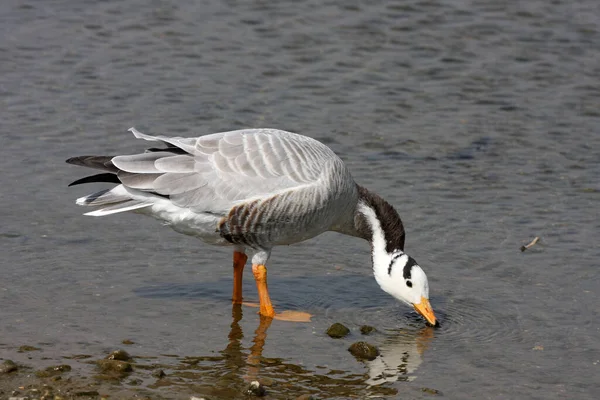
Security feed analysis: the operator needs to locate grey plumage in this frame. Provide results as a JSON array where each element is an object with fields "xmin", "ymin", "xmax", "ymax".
[{"xmin": 68, "ymin": 128, "xmax": 360, "ymax": 248}]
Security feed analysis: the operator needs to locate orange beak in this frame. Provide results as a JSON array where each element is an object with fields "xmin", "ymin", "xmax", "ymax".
[{"xmin": 413, "ymin": 297, "xmax": 437, "ymax": 326}]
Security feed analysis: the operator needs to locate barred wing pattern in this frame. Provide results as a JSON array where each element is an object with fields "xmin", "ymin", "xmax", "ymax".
[{"xmin": 112, "ymin": 128, "xmax": 343, "ymax": 215}]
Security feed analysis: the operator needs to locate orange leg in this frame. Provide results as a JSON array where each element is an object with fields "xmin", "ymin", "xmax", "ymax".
[
  {"xmin": 252, "ymin": 264, "xmax": 275, "ymax": 318},
  {"xmin": 232, "ymin": 251, "xmax": 247, "ymax": 304}
]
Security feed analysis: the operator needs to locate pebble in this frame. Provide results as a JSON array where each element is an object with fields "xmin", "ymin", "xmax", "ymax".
[
  {"xmin": 421, "ymin": 387, "xmax": 442, "ymax": 395},
  {"xmin": 106, "ymin": 349, "xmax": 132, "ymax": 361},
  {"xmin": 152, "ymin": 369, "xmax": 166, "ymax": 378},
  {"xmin": 246, "ymin": 380, "xmax": 266, "ymax": 397},
  {"xmin": 348, "ymin": 341, "xmax": 380, "ymax": 361},
  {"xmin": 18, "ymin": 345, "xmax": 40, "ymax": 352},
  {"xmin": 0, "ymin": 360, "xmax": 18, "ymax": 374},
  {"xmin": 35, "ymin": 364, "xmax": 72, "ymax": 378},
  {"xmin": 326, "ymin": 323, "xmax": 350, "ymax": 338},
  {"xmin": 96, "ymin": 359, "xmax": 133, "ymax": 375},
  {"xmin": 360, "ymin": 325, "xmax": 376, "ymax": 335},
  {"xmin": 75, "ymin": 390, "xmax": 100, "ymax": 397}
]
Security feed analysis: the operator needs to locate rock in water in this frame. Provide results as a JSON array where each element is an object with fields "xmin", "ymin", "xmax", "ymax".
[
  {"xmin": 247, "ymin": 380, "xmax": 267, "ymax": 397},
  {"xmin": 18, "ymin": 345, "xmax": 40, "ymax": 352},
  {"xmin": 152, "ymin": 369, "xmax": 166, "ymax": 378},
  {"xmin": 0, "ymin": 360, "xmax": 18, "ymax": 374},
  {"xmin": 106, "ymin": 349, "xmax": 132, "ymax": 361},
  {"xmin": 35, "ymin": 364, "xmax": 72, "ymax": 378},
  {"xmin": 359, "ymin": 325, "xmax": 376, "ymax": 335},
  {"xmin": 96, "ymin": 359, "xmax": 133, "ymax": 377},
  {"xmin": 326, "ymin": 323, "xmax": 350, "ymax": 338},
  {"xmin": 348, "ymin": 341, "xmax": 380, "ymax": 361}
]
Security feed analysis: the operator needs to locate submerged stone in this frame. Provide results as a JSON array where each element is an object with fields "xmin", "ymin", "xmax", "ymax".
[
  {"xmin": 64, "ymin": 354, "xmax": 92, "ymax": 360},
  {"xmin": 246, "ymin": 380, "xmax": 266, "ymax": 397},
  {"xmin": 359, "ymin": 325, "xmax": 376, "ymax": 335},
  {"xmin": 18, "ymin": 345, "xmax": 41, "ymax": 352},
  {"xmin": 97, "ymin": 359, "xmax": 133, "ymax": 376},
  {"xmin": 348, "ymin": 341, "xmax": 380, "ymax": 361},
  {"xmin": 0, "ymin": 360, "xmax": 18, "ymax": 374},
  {"xmin": 152, "ymin": 369, "xmax": 166, "ymax": 378},
  {"xmin": 106, "ymin": 349, "xmax": 132, "ymax": 361},
  {"xmin": 35, "ymin": 364, "xmax": 72, "ymax": 378},
  {"xmin": 75, "ymin": 390, "xmax": 100, "ymax": 397},
  {"xmin": 326, "ymin": 323, "xmax": 350, "ymax": 338}
]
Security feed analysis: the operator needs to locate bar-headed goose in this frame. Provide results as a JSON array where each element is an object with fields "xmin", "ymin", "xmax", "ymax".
[{"xmin": 67, "ymin": 128, "xmax": 436, "ymax": 325}]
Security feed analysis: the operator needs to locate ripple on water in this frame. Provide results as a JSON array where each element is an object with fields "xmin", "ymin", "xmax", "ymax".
[
  {"xmin": 133, "ymin": 266, "xmax": 525, "ymax": 353},
  {"xmin": 301, "ymin": 273, "xmax": 525, "ymax": 347},
  {"xmin": 431, "ymin": 296, "xmax": 524, "ymax": 345}
]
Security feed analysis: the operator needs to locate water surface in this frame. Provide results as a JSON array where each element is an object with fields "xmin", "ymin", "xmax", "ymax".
[{"xmin": 1, "ymin": 0, "xmax": 599, "ymax": 398}]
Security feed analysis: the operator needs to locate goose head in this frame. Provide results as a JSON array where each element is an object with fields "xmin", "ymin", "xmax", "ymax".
[
  {"xmin": 373, "ymin": 252, "xmax": 437, "ymax": 326},
  {"xmin": 354, "ymin": 196, "xmax": 437, "ymax": 326}
]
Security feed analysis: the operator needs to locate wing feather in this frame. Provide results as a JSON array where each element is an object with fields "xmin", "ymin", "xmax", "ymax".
[
  {"xmin": 177, "ymin": 129, "xmax": 340, "ymax": 212},
  {"xmin": 76, "ymin": 185, "xmax": 130, "ymax": 206},
  {"xmin": 212, "ymin": 152, "xmax": 236, "ymax": 175},
  {"xmin": 117, "ymin": 171, "xmax": 162, "ymax": 189},
  {"xmin": 153, "ymin": 172, "xmax": 207, "ymax": 195},
  {"xmin": 84, "ymin": 200, "xmax": 153, "ymax": 216},
  {"xmin": 154, "ymin": 155, "xmax": 195, "ymax": 173},
  {"xmin": 73, "ymin": 128, "xmax": 346, "ymax": 216},
  {"xmin": 112, "ymin": 152, "xmax": 174, "ymax": 173},
  {"xmin": 129, "ymin": 127, "xmax": 197, "ymax": 154},
  {"xmin": 218, "ymin": 139, "xmax": 244, "ymax": 158},
  {"xmin": 234, "ymin": 153, "xmax": 257, "ymax": 177}
]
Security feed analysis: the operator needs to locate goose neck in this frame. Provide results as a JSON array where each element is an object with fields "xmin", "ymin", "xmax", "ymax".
[{"xmin": 354, "ymin": 185, "xmax": 406, "ymax": 253}]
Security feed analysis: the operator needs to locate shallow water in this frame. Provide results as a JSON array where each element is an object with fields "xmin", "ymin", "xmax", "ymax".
[{"xmin": 1, "ymin": 0, "xmax": 599, "ymax": 398}]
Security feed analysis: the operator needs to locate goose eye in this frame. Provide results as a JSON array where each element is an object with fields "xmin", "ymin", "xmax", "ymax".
[{"xmin": 406, "ymin": 280, "xmax": 412, "ymax": 288}]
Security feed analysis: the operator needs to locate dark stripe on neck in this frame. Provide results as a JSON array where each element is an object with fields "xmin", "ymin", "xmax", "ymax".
[
  {"xmin": 388, "ymin": 252, "xmax": 403, "ymax": 275},
  {"xmin": 356, "ymin": 185, "xmax": 406, "ymax": 253},
  {"xmin": 403, "ymin": 256, "xmax": 418, "ymax": 279}
]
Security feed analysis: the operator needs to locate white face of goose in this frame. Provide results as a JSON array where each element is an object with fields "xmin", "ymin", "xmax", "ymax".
[
  {"xmin": 373, "ymin": 252, "xmax": 437, "ymax": 326},
  {"xmin": 357, "ymin": 202, "xmax": 437, "ymax": 325}
]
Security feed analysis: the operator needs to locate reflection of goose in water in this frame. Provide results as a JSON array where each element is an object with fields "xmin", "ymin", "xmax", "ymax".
[
  {"xmin": 132, "ymin": 303, "xmax": 421, "ymax": 397},
  {"xmin": 221, "ymin": 304, "xmax": 273, "ymax": 383},
  {"xmin": 366, "ymin": 327, "xmax": 434, "ymax": 385},
  {"xmin": 195, "ymin": 305, "xmax": 413, "ymax": 398}
]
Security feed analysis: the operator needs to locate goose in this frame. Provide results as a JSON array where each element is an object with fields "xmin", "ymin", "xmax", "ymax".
[{"xmin": 67, "ymin": 128, "xmax": 437, "ymax": 325}]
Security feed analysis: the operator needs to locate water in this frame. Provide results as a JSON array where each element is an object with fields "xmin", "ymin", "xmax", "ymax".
[{"xmin": 1, "ymin": 0, "xmax": 599, "ymax": 398}]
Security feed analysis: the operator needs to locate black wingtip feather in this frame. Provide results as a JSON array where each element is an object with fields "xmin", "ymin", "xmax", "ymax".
[
  {"xmin": 145, "ymin": 147, "xmax": 188, "ymax": 155},
  {"xmin": 66, "ymin": 155, "xmax": 118, "ymax": 172},
  {"xmin": 68, "ymin": 173, "xmax": 120, "ymax": 187}
]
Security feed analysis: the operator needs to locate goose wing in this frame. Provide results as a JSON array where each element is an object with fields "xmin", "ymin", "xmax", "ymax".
[{"xmin": 111, "ymin": 128, "xmax": 339, "ymax": 214}]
